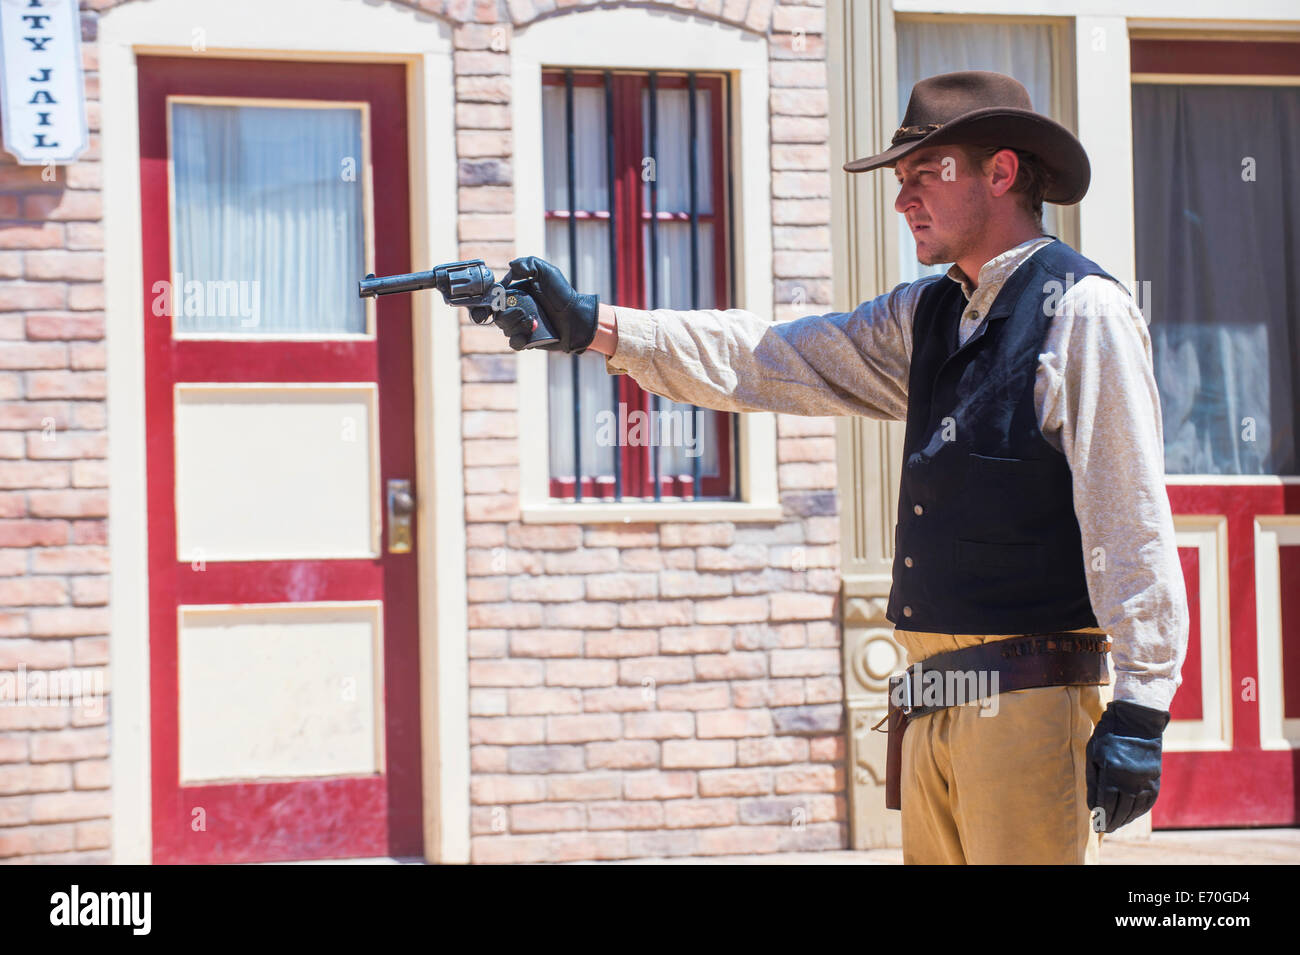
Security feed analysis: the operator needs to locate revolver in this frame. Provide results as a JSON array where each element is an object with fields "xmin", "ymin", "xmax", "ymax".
[{"xmin": 358, "ymin": 259, "xmax": 558, "ymax": 349}]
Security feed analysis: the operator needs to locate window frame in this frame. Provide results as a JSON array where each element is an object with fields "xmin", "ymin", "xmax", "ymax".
[
  {"xmin": 1130, "ymin": 36, "xmax": 1300, "ymax": 479},
  {"xmin": 511, "ymin": 7, "xmax": 782, "ymax": 525},
  {"xmin": 540, "ymin": 68, "xmax": 735, "ymax": 502}
]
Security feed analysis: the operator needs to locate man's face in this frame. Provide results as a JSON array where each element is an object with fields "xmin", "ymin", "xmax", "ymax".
[{"xmin": 893, "ymin": 146, "xmax": 991, "ymax": 266}]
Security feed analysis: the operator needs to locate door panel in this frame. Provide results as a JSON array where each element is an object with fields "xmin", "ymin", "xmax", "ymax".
[
  {"xmin": 139, "ymin": 56, "xmax": 422, "ymax": 863},
  {"xmin": 1131, "ymin": 38, "xmax": 1300, "ymax": 828}
]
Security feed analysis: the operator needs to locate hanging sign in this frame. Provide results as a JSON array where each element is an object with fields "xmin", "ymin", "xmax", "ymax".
[{"xmin": 0, "ymin": 0, "xmax": 89, "ymax": 164}]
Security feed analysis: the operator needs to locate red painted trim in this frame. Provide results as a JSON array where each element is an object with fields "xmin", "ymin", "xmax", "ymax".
[
  {"xmin": 615, "ymin": 73, "xmax": 650, "ymax": 498},
  {"xmin": 1170, "ymin": 547, "xmax": 1203, "ymax": 722},
  {"xmin": 139, "ymin": 56, "xmax": 422, "ymax": 863},
  {"xmin": 1160, "ymin": 750, "xmax": 1298, "ymax": 828},
  {"xmin": 1131, "ymin": 39, "xmax": 1300, "ymax": 76},
  {"xmin": 151, "ymin": 778, "xmax": 390, "ymax": 864},
  {"xmin": 177, "ymin": 560, "xmax": 383, "ymax": 604},
  {"xmin": 1282, "ymin": 546, "xmax": 1300, "ymax": 720},
  {"xmin": 173, "ymin": 341, "xmax": 374, "ymax": 382},
  {"xmin": 1157, "ymin": 483, "xmax": 1300, "ymax": 827}
]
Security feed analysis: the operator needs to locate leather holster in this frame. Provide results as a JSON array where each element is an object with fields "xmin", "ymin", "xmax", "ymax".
[{"xmin": 884, "ymin": 673, "xmax": 908, "ymax": 810}]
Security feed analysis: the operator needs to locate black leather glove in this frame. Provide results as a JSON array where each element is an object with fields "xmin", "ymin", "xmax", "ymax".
[
  {"xmin": 1086, "ymin": 699, "xmax": 1171, "ymax": 833},
  {"xmin": 494, "ymin": 255, "xmax": 599, "ymax": 354}
]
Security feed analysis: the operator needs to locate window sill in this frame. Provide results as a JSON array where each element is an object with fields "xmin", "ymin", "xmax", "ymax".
[{"xmin": 520, "ymin": 501, "xmax": 785, "ymax": 524}]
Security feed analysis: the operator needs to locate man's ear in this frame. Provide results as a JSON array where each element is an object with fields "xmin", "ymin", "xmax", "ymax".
[{"xmin": 987, "ymin": 148, "xmax": 1020, "ymax": 198}]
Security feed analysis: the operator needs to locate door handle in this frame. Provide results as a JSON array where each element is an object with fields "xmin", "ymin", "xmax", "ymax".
[{"xmin": 387, "ymin": 478, "xmax": 415, "ymax": 554}]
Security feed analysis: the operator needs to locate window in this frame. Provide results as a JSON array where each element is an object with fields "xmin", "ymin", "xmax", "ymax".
[
  {"xmin": 1131, "ymin": 40, "xmax": 1300, "ymax": 475},
  {"xmin": 168, "ymin": 98, "xmax": 369, "ymax": 337},
  {"xmin": 540, "ymin": 69, "xmax": 737, "ymax": 501}
]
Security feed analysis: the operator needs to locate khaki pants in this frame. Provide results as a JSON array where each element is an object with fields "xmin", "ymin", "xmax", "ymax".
[{"xmin": 894, "ymin": 628, "xmax": 1108, "ymax": 865}]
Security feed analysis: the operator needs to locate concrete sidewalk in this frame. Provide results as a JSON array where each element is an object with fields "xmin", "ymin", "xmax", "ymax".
[
  {"xmin": 278, "ymin": 828, "xmax": 1300, "ymax": 864},
  {"xmin": 565, "ymin": 828, "xmax": 1300, "ymax": 864}
]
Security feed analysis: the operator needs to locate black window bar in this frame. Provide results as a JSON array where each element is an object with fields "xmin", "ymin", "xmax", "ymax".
[{"xmin": 606, "ymin": 69, "xmax": 621, "ymax": 502}]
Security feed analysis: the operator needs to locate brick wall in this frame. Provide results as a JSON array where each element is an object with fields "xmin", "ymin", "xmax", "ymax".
[
  {"xmin": 0, "ymin": 0, "xmax": 844, "ymax": 864},
  {"xmin": 457, "ymin": 0, "xmax": 846, "ymax": 864},
  {"xmin": 0, "ymin": 6, "xmax": 110, "ymax": 861}
]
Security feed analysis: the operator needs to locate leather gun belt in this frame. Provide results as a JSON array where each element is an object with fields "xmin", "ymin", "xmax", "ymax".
[{"xmin": 876, "ymin": 632, "xmax": 1111, "ymax": 810}]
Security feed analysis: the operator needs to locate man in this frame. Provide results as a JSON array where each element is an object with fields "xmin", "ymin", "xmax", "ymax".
[{"xmin": 488, "ymin": 71, "xmax": 1188, "ymax": 865}]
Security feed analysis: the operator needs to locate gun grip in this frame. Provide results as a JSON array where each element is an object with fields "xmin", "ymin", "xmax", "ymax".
[{"xmin": 505, "ymin": 286, "xmax": 560, "ymax": 349}]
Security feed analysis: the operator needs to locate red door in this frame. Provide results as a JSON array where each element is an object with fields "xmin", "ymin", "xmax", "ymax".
[
  {"xmin": 138, "ymin": 56, "xmax": 423, "ymax": 862},
  {"xmin": 1130, "ymin": 38, "xmax": 1300, "ymax": 827}
]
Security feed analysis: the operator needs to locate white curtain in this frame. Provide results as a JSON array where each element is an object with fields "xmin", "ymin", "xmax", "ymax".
[
  {"xmin": 1134, "ymin": 83, "xmax": 1299, "ymax": 475},
  {"xmin": 170, "ymin": 103, "xmax": 365, "ymax": 334},
  {"xmin": 640, "ymin": 87, "xmax": 714, "ymax": 218},
  {"xmin": 894, "ymin": 21, "xmax": 1061, "ymax": 284},
  {"xmin": 542, "ymin": 80, "xmax": 722, "ymax": 494}
]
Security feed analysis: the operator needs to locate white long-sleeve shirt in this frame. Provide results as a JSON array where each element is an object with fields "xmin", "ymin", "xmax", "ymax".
[{"xmin": 604, "ymin": 236, "xmax": 1189, "ymax": 712}]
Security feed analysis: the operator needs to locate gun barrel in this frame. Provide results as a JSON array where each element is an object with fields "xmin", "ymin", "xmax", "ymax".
[{"xmin": 358, "ymin": 270, "xmax": 442, "ymax": 298}]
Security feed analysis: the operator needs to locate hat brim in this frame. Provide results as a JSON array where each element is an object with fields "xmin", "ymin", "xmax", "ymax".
[{"xmin": 842, "ymin": 107, "xmax": 1091, "ymax": 205}]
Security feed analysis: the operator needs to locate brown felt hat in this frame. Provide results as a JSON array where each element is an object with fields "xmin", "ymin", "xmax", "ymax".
[{"xmin": 843, "ymin": 70, "xmax": 1091, "ymax": 205}]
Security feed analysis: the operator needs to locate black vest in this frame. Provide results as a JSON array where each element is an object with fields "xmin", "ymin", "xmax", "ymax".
[{"xmin": 886, "ymin": 239, "xmax": 1109, "ymax": 633}]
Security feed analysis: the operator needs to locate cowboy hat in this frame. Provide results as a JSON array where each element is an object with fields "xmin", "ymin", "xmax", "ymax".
[{"xmin": 843, "ymin": 70, "xmax": 1091, "ymax": 205}]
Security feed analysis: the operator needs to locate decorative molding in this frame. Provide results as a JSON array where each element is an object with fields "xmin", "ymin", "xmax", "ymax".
[{"xmin": 827, "ymin": 0, "xmax": 905, "ymax": 851}]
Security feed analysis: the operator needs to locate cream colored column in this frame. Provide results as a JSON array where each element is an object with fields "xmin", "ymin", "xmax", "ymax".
[
  {"xmin": 1074, "ymin": 16, "xmax": 1137, "ymax": 291},
  {"xmin": 826, "ymin": 0, "xmax": 905, "ymax": 850}
]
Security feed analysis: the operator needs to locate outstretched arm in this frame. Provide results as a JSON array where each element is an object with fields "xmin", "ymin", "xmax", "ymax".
[
  {"xmin": 594, "ymin": 280, "xmax": 937, "ymax": 421},
  {"xmin": 494, "ymin": 253, "xmax": 931, "ymax": 420}
]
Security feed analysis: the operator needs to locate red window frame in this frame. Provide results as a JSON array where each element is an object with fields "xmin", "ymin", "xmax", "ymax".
[
  {"xmin": 1130, "ymin": 38, "xmax": 1300, "ymax": 76},
  {"xmin": 542, "ymin": 70, "xmax": 736, "ymax": 501}
]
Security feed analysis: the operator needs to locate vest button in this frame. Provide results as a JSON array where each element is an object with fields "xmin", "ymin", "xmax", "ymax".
[
  {"xmin": 903, "ymin": 606, "xmax": 913, "ymax": 617},
  {"xmin": 904, "ymin": 556, "xmax": 913, "ymax": 568},
  {"xmin": 913, "ymin": 504, "xmax": 923, "ymax": 516}
]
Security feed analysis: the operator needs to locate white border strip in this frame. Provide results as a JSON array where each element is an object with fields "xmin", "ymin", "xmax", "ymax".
[
  {"xmin": 1255, "ymin": 516, "xmax": 1300, "ymax": 750},
  {"xmin": 1166, "ymin": 515, "xmax": 1232, "ymax": 752}
]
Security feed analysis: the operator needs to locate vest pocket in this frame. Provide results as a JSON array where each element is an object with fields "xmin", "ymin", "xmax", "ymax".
[{"xmin": 967, "ymin": 453, "xmax": 1053, "ymax": 480}]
